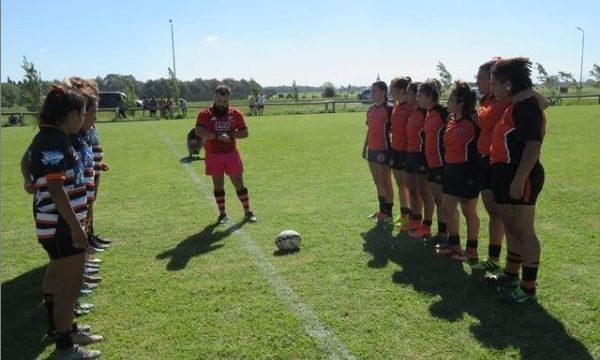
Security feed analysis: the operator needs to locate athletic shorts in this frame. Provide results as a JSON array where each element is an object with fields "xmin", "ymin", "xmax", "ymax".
[
  {"xmin": 406, "ymin": 152, "xmax": 427, "ymax": 175},
  {"xmin": 427, "ymin": 166, "xmax": 444, "ymax": 185},
  {"xmin": 443, "ymin": 163, "xmax": 479, "ymax": 199},
  {"xmin": 205, "ymin": 151, "xmax": 244, "ymax": 176},
  {"xmin": 39, "ymin": 222, "xmax": 86, "ymax": 260},
  {"xmin": 492, "ymin": 162, "xmax": 545, "ymax": 205},
  {"xmin": 367, "ymin": 149, "xmax": 389, "ymax": 165},
  {"xmin": 478, "ymin": 154, "xmax": 493, "ymax": 191},
  {"xmin": 388, "ymin": 150, "xmax": 407, "ymax": 171}
]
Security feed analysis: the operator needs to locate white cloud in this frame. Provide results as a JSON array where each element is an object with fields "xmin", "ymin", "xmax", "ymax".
[{"xmin": 204, "ymin": 35, "xmax": 219, "ymax": 44}]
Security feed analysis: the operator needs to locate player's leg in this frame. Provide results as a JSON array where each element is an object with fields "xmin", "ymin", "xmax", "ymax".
[
  {"xmin": 406, "ymin": 172, "xmax": 423, "ymax": 233},
  {"xmin": 392, "ymin": 168, "xmax": 411, "ymax": 227},
  {"xmin": 368, "ymin": 161, "xmax": 385, "ymax": 218},
  {"xmin": 472, "ymin": 189, "xmax": 504, "ymax": 271},
  {"xmin": 437, "ymin": 194, "xmax": 460, "ymax": 255},
  {"xmin": 226, "ymin": 151, "xmax": 256, "ymax": 222},
  {"xmin": 379, "ymin": 164, "xmax": 394, "ymax": 220},
  {"xmin": 211, "ymin": 174, "xmax": 228, "ymax": 223}
]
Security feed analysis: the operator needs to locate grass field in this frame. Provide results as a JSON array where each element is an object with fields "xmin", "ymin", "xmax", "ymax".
[{"xmin": 1, "ymin": 105, "xmax": 599, "ymax": 359}]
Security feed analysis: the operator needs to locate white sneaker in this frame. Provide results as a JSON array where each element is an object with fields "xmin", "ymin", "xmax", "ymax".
[
  {"xmin": 55, "ymin": 345, "xmax": 101, "ymax": 359},
  {"xmin": 72, "ymin": 331, "xmax": 104, "ymax": 345}
]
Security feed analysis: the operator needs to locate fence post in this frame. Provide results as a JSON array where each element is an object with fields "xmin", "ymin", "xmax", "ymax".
[{"xmin": 332, "ymin": 101, "xmax": 336, "ymax": 113}]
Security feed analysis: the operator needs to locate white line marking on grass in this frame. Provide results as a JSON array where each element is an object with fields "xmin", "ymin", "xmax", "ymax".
[{"xmin": 159, "ymin": 131, "xmax": 356, "ymax": 360}]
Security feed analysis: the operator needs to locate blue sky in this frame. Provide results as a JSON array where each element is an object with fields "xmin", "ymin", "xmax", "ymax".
[{"xmin": 2, "ymin": 0, "xmax": 599, "ymax": 87}]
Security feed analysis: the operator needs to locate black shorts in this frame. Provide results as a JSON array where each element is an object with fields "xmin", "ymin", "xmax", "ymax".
[
  {"xmin": 478, "ymin": 154, "xmax": 493, "ymax": 191},
  {"xmin": 39, "ymin": 222, "xmax": 86, "ymax": 260},
  {"xmin": 367, "ymin": 150, "xmax": 389, "ymax": 165},
  {"xmin": 492, "ymin": 162, "xmax": 545, "ymax": 205},
  {"xmin": 406, "ymin": 152, "xmax": 427, "ymax": 175},
  {"xmin": 427, "ymin": 166, "xmax": 444, "ymax": 185},
  {"xmin": 443, "ymin": 163, "xmax": 479, "ymax": 199},
  {"xmin": 388, "ymin": 150, "xmax": 407, "ymax": 170}
]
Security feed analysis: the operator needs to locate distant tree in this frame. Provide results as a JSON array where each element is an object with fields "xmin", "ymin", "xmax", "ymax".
[
  {"xmin": 321, "ymin": 82, "xmax": 335, "ymax": 98},
  {"xmin": 20, "ymin": 57, "xmax": 43, "ymax": 112},
  {"xmin": 168, "ymin": 67, "xmax": 180, "ymax": 103},
  {"xmin": 590, "ymin": 64, "xmax": 600, "ymax": 87},
  {"xmin": 1, "ymin": 82, "xmax": 21, "ymax": 108},
  {"xmin": 558, "ymin": 71, "xmax": 578, "ymax": 88},
  {"xmin": 436, "ymin": 62, "xmax": 453, "ymax": 90}
]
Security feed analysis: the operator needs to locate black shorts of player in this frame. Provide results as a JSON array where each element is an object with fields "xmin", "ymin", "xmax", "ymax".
[
  {"xmin": 443, "ymin": 163, "xmax": 479, "ymax": 200},
  {"xmin": 406, "ymin": 152, "xmax": 427, "ymax": 175},
  {"xmin": 478, "ymin": 154, "xmax": 493, "ymax": 191},
  {"xmin": 388, "ymin": 150, "xmax": 407, "ymax": 170},
  {"xmin": 367, "ymin": 149, "xmax": 389, "ymax": 165},
  {"xmin": 40, "ymin": 221, "xmax": 86, "ymax": 260},
  {"xmin": 492, "ymin": 162, "xmax": 545, "ymax": 205},
  {"xmin": 427, "ymin": 166, "xmax": 444, "ymax": 185}
]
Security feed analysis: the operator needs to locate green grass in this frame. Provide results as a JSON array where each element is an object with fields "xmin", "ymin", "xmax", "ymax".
[{"xmin": 2, "ymin": 106, "xmax": 599, "ymax": 359}]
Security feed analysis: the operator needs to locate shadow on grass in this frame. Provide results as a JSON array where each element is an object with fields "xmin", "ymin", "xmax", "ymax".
[
  {"xmin": 361, "ymin": 226, "xmax": 593, "ymax": 359},
  {"xmin": 156, "ymin": 220, "xmax": 246, "ymax": 271},
  {"xmin": 1, "ymin": 265, "xmax": 53, "ymax": 360},
  {"xmin": 179, "ymin": 156, "xmax": 204, "ymax": 164}
]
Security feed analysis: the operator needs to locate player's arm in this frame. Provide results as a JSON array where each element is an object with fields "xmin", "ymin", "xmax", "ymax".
[
  {"xmin": 195, "ymin": 124, "xmax": 217, "ymax": 140},
  {"xmin": 47, "ymin": 180, "xmax": 88, "ymax": 249},
  {"xmin": 510, "ymin": 141, "xmax": 541, "ymax": 199},
  {"xmin": 230, "ymin": 128, "xmax": 248, "ymax": 139},
  {"xmin": 509, "ymin": 102, "xmax": 543, "ymax": 199},
  {"xmin": 21, "ymin": 146, "xmax": 36, "ymax": 194}
]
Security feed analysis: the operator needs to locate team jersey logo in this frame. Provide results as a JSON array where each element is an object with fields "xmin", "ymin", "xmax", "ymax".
[
  {"xmin": 215, "ymin": 122, "xmax": 232, "ymax": 132},
  {"xmin": 41, "ymin": 151, "xmax": 64, "ymax": 166}
]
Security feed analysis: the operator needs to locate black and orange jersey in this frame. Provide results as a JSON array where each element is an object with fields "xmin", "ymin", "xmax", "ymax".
[
  {"xmin": 29, "ymin": 126, "xmax": 88, "ymax": 242},
  {"xmin": 366, "ymin": 103, "xmax": 392, "ymax": 151},
  {"xmin": 71, "ymin": 132, "xmax": 95, "ymax": 203},
  {"xmin": 406, "ymin": 107, "xmax": 426, "ymax": 153},
  {"xmin": 477, "ymin": 95, "xmax": 510, "ymax": 155},
  {"xmin": 390, "ymin": 101, "xmax": 412, "ymax": 151},
  {"xmin": 490, "ymin": 96, "xmax": 546, "ymax": 165},
  {"xmin": 424, "ymin": 105, "xmax": 448, "ymax": 168},
  {"xmin": 444, "ymin": 114, "xmax": 478, "ymax": 164},
  {"xmin": 196, "ymin": 106, "xmax": 247, "ymax": 154}
]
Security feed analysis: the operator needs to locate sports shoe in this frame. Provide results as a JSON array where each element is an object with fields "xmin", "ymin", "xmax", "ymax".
[
  {"xmin": 436, "ymin": 245, "xmax": 462, "ymax": 256},
  {"xmin": 93, "ymin": 235, "xmax": 112, "ymax": 245},
  {"xmin": 85, "ymin": 262, "xmax": 100, "ymax": 269},
  {"xmin": 244, "ymin": 211, "xmax": 257, "ymax": 223},
  {"xmin": 79, "ymin": 289, "xmax": 92, "ymax": 297},
  {"xmin": 407, "ymin": 220, "xmax": 421, "ymax": 232},
  {"xmin": 82, "ymin": 282, "xmax": 98, "ymax": 290},
  {"xmin": 451, "ymin": 249, "xmax": 479, "ymax": 262},
  {"xmin": 55, "ymin": 345, "xmax": 101, "ymax": 359},
  {"xmin": 374, "ymin": 212, "xmax": 392, "ymax": 224},
  {"xmin": 76, "ymin": 324, "xmax": 92, "ymax": 333},
  {"xmin": 367, "ymin": 212, "xmax": 378, "ymax": 219},
  {"xmin": 484, "ymin": 269, "xmax": 520, "ymax": 288},
  {"xmin": 83, "ymin": 275, "xmax": 102, "ymax": 283},
  {"xmin": 72, "ymin": 331, "xmax": 104, "ymax": 345},
  {"xmin": 74, "ymin": 308, "xmax": 90, "ymax": 317},
  {"xmin": 76, "ymin": 302, "xmax": 95, "ymax": 311},
  {"xmin": 425, "ymin": 233, "xmax": 448, "ymax": 246},
  {"xmin": 500, "ymin": 286, "xmax": 537, "ymax": 304},
  {"xmin": 86, "ymin": 258, "xmax": 101, "ymax": 265},
  {"xmin": 409, "ymin": 224, "xmax": 431, "ymax": 239},
  {"xmin": 216, "ymin": 212, "xmax": 229, "ymax": 224},
  {"xmin": 471, "ymin": 258, "xmax": 501, "ymax": 271},
  {"xmin": 84, "ymin": 267, "xmax": 99, "ymax": 275},
  {"xmin": 89, "ymin": 246, "xmax": 105, "ymax": 253}
]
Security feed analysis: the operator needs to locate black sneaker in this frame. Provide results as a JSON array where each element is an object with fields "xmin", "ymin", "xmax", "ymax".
[
  {"xmin": 216, "ymin": 213, "xmax": 229, "ymax": 224},
  {"xmin": 244, "ymin": 211, "xmax": 257, "ymax": 223},
  {"xmin": 93, "ymin": 235, "xmax": 112, "ymax": 246},
  {"xmin": 484, "ymin": 269, "xmax": 520, "ymax": 288}
]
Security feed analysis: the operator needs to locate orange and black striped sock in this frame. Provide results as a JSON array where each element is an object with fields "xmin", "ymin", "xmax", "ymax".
[
  {"xmin": 236, "ymin": 188, "xmax": 250, "ymax": 213},
  {"xmin": 214, "ymin": 190, "xmax": 226, "ymax": 214}
]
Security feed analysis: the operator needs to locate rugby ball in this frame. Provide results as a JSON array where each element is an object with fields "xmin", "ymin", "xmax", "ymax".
[{"xmin": 275, "ymin": 230, "xmax": 302, "ymax": 250}]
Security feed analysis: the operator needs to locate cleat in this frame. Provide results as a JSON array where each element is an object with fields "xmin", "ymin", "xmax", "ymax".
[
  {"xmin": 93, "ymin": 235, "xmax": 112, "ymax": 245},
  {"xmin": 244, "ymin": 211, "xmax": 257, "ymax": 223},
  {"xmin": 451, "ymin": 249, "xmax": 479, "ymax": 262},
  {"xmin": 82, "ymin": 282, "xmax": 98, "ymax": 290},
  {"xmin": 471, "ymin": 258, "xmax": 501, "ymax": 271},
  {"xmin": 72, "ymin": 331, "xmax": 104, "ymax": 345},
  {"xmin": 374, "ymin": 212, "xmax": 392, "ymax": 224},
  {"xmin": 83, "ymin": 275, "xmax": 102, "ymax": 283},
  {"xmin": 55, "ymin": 345, "xmax": 101, "ymax": 359},
  {"xmin": 500, "ymin": 286, "xmax": 537, "ymax": 304},
  {"xmin": 79, "ymin": 289, "xmax": 92, "ymax": 297},
  {"xmin": 409, "ymin": 224, "xmax": 431, "ymax": 239},
  {"xmin": 484, "ymin": 269, "xmax": 520, "ymax": 288},
  {"xmin": 216, "ymin": 213, "xmax": 229, "ymax": 224},
  {"xmin": 84, "ymin": 267, "xmax": 99, "ymax": 275},
  {"xmin": 76, "ymin": 302, "xmax": 95, "ymax": 311},
  {"xmin": 86, "ymin": 258, "xmax": 101, "ymax": 264}
]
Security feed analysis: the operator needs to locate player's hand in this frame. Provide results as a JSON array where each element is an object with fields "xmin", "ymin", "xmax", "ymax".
[
  {"xmin": 217, "ymin": 133, "xmax": 232, "ymax": 143},
  {"xmin": 509, "ymin": 177, "xmax": 525, "ymax": 200},
  {"xmin": 24, "ymin": 181, "xmax": 36, "ymax": 195},
  {"xmin": 71, "ymin": 225, "xmax": 88, "ymax": 249},
  {"xmin": 100, "ymin": 163, "xmax": 110, "ymax": 172}
]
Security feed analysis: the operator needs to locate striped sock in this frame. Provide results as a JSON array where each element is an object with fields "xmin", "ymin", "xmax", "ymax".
[
  {"xmin": 236, "ymin": 188, "xmax": 250, "ymax": 213},
  {"xmin": 214, "ymin": 190, "xmax": 226, "ymax": 214}
]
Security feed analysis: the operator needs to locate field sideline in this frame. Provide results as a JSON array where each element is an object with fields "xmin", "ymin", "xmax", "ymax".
[{"xmin": 1, "ymin": 106, "xmax": 599, "ymax": 359}]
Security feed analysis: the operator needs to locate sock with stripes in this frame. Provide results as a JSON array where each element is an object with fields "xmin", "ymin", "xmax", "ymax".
[
  {"xmin": 214, "ymin": 190, "xmax": 226, "ymax": 214},
  {"xmin": 236, "ymin": 187, "xmax": 251, "ymax": 214}
]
